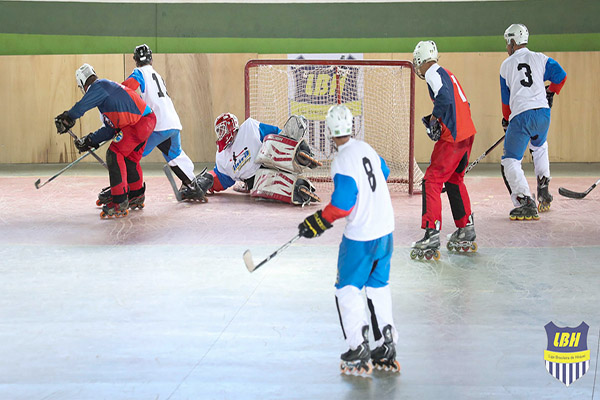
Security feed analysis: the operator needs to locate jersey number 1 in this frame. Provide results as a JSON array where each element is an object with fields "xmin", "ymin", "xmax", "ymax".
[
  {"xmin": 362, "ymin": 157, "xmax": 376, "ymax": 192},
  {"xmin": 152, "ymin": 73, "xmax": 169, "ymax": 98}
]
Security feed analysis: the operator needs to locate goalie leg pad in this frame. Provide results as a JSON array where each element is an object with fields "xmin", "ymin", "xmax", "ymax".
[{"xmin": 251, "ymin": 169, "xmax": 320, "ymax": 205}]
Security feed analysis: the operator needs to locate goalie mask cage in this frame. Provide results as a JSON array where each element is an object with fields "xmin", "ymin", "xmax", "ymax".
[{"xmin": 245, "ymin": 59, "xmax": 424, "ymax": 194}]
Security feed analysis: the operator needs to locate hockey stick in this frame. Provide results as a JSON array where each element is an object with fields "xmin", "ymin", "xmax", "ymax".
[
  {"xmin": 67, "ymin": 129, "xmax": 108, "ymax": 169},
  {"xmin": 436, "ymin": 134, "xmax": 505, "ymax": 192},
  {"xmin": 163, "ymin": 164, "xmax": 183, "ymax": 201},
  {"xmin": 558, "ymin": 178, "xmax": 600, "ymax": 199},
  {"xmin": 464, "ymin": 134, "xmax": 505, "ymax": 174},
  {"xmin": 243, "ymin": 234, "xmax": 301, "ymax": 272}
]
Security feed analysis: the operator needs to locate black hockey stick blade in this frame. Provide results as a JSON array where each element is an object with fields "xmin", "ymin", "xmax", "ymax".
[
  {"xmin": 163, "ymin": 164, "xmax": 183, "ymax": 201},
  {"xmin": 34, "ymin": 179, "xmax": 41, "ymax": 189},
  {"xmin": 558, "ymin": 178, "xmax": 600, "ymax": 199}
]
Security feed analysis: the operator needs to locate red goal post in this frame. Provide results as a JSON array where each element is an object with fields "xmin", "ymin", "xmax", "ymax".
[{"xmin": 244, "ymin": 59, "xmax": 424, "ymax": 194}]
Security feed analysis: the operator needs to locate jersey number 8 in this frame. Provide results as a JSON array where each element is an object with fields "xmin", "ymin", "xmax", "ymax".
[{"xmin": 362, "ymin": 157, "xmax": 376, "ymax": 192}]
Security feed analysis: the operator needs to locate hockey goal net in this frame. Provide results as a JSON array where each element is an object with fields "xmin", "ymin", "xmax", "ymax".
[{"xmin": 245, "ymin": 59, "xmax": 424, "ymax": 194}]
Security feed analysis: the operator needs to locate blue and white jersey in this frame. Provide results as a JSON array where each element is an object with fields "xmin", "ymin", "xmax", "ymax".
[
  {"xmin": 124, "ymin": 65, "xmax": 182, "ymax": 131},
  {"xmin": 324, "ymin": 138, "xmax": 394, "ymax": 241},
  {"xmin": 500, "ymin": 47, "xmax": 566, "ymax": 120},
  {"xmin": 213, "ymin": 118, "xmax": 281, "ymax": 189}
]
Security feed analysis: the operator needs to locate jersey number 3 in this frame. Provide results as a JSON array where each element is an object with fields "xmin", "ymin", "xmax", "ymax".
[
  {"xmin": 362, "ymin": 157, "xmax": 376, "ymax": 192},
  {"xmin": 517, "ymin": 63, "xmax": 533, "ymax": 87}
]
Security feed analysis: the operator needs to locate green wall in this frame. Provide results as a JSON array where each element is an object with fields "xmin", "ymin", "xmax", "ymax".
[{"xmin": 1, "ymin": 0, "xmax": 599, "ymax": 55}]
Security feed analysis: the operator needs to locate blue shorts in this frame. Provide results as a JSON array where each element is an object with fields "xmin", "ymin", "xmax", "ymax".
[
  {"xmin": 502, "ymin": 108, "xmax": 551, "ymax": 160},
  {"xmin": 335, "ymin": 233, "xmax": 393, "ymax": 289},
  {"xmin": 143, "ymin": 129, "xmax": 182, "ymax": 161}
]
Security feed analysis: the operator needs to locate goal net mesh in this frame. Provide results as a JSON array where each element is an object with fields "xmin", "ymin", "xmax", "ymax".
[{"xmin": 245, "ymin": 60, "xmax": 424, "ymax": 194}]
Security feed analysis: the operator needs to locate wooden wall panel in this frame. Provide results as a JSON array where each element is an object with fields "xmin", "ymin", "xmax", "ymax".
[{"xmin": 0, "ymin": 52, "xmax": 598, "ymax": 164}]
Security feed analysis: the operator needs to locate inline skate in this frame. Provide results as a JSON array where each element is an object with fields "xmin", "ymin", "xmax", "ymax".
[
  {"xmin": 100, "ymin": 199, "xmax": 129, "ymax": 219},
  {"xmin": 447, "ymin": 214, "xmax": 477, "ymax": 253},
  {"xmin": 371, "ymin": 325, "xmax": 400, "ymax": 372},
  {"xmin": 340, "ymin": 326, "xmax": 373, "ymax": 377},
  {"xmin": 509, "ymin": 195, "xmax": 539, "ymax": 221},
  {"xmin": 537, "ymin": 176, "xmax": 553, "ymax": 212},
  {"xmin": 410, "ymin": 228, "xmax": 441, "ymax": 260}
]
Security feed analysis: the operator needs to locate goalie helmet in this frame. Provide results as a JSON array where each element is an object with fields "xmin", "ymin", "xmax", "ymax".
[
  {"xmin": 413, "ymin": 40, "xmax": 438, "ymax": 79},
  {"xmin": 325, "ymin": 105, "xmax": 353, "ymax": 138},
  {"xmin": 214, "ymin": 112, "xmax": 239, "ymax": 152},
  {"xmin": 504, "ymin": 23, "xmax": 529, "ymax": 46},
  {"xmin": 133, "ymin": 44, "xmax": 153, "ymax": 65},
  {"xmin": 75, "ymin": 63, "xmax": 97, "ymax": 94}
]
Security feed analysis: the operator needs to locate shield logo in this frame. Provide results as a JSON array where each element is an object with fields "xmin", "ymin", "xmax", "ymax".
[{"xmin": 544, "ymin": 322, "xmax": 590, "ymax": 386}]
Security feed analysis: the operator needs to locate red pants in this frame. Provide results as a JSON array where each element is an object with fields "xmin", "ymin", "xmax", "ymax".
[
  {"xmin": 422, "ymin": 135, "xmax": 474, "ymax": 230},
  {"xmin": 107, "ymin": 113, "xmax": 156, "ymax": 202}
]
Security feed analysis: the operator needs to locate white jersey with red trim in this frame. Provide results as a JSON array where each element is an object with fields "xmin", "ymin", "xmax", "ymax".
[
  {"xmin": 500, "ymin": 48, "xmax": 550, "ymax": 120},
  {"xmin": 331, "ymin": 138, "xmax": 394, "ymax": 241},
  {"xmin": 215, "ymin": 118, "xmax": 263, "ymax": 181}
]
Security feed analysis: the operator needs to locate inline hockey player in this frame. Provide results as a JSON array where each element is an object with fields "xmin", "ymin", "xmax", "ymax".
[
  {"xmin": 54, "ymin": 63, "xmax": 156, "ymax": 219},
  {"xmin": 96, "ymin": 44, "xmax": 205, "ymax": 206},
  {"xmin": 410, "ymin": 40, "xmax": 477, "ymax": 260},
  {"xmin": 500, "ymin": 24, "xmax": 566, "ymax": 220},
  {"xmin": 298, "ymin": 105, "xmax": 400, "ymax": 376},
  {"xmin": 204, "ymin": 113, "xmax": 321, "ymax": 205}
]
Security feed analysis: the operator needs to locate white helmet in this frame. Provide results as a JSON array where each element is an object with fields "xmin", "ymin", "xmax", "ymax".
[
  {"xmin": 504, "ymin": 23, "xmax": 529, "ymax": 45},
  {"xmin": 413, "ymin": 41, "xmax": 438, "ymax": 79},
  {"xmin": 75, "ymin": 63, "xmax": 97, "ymax": 94},
  {"xmin": 325, "ymin": 105, "xmax": 353, "ymax": 138}
]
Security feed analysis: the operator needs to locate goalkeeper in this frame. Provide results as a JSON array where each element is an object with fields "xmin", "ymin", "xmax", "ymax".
[{"xmin": 204, "ymin": 113, "xmax": 321, "ymax": 205}]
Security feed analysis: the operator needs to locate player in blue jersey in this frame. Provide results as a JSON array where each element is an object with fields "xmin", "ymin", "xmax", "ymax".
[
  {"xmin": 54, "ymin": 63, "xmax": 156, "ymax": 219},
  {"xmin": 298, "ymin": 105, "xmax": 400, "ymax": 376},
  {"xmin": 500, "ymin": 24, "xmax": 566, "ymax": 220}
]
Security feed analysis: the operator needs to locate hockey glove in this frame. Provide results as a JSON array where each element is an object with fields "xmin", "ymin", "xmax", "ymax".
[
  {"xmin": 298, "ymin": 209, "xmax": 332, "ymax": 239},
  {"xmin": 421, "ymin": 114, "xmax": 441, "ymax": 141},
  {"xmin": 54, "ymin": 111, "xmax": 75, "ymax": 134},
  {"xmin": 546, "ymin": 86, "xmax": 555, "ymax": 109},
  {"xmin": 74, "ymin": 134, "xmax": 99, "ymax": 153},
  {"xmin": 502, "ymin": 118, "xmax": 509, "ymax": 133}
]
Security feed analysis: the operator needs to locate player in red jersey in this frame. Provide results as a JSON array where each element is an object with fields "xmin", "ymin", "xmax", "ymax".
[
  {"xmin": 410, "ymin": 41, "xmax": 478, "ymax": 260},
  {"xmin": 54, "ymin": 63, "xmax": 156, "ymax": 219}
]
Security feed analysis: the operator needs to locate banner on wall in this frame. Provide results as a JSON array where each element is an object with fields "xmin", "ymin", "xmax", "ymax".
[{"xmin": 286, "ymin": 53, "xmax": 364, "ymax": 159}]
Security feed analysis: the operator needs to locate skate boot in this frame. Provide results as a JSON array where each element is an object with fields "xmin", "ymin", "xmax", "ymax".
[
  {"xmin": 340, "ymin": 326, "xmax": 373, "ymax": 377},
  {"xmin": 446, "ymin": 214, "xmax": 477, "ymax": 253},
  {"xmin": 100, "ymin": 199, "xmax": 129, "ymax": 219},
  {"xmin": 96, "ymin": 186, "xmax": 112, "ymax": 207},
  {"xmin": 128, "ymin": 184, "xmax": 145, "ymax": 210},
  {"xmin": 537, "ymin": 176, "xmax": 553, "ymax": 212},
  {"xmin": 128, "ymin": 194, "xmax": 145, "ymax": 210},
  {"xmin": 410, "ymin": 228, "xmax": 441, "ymax": 260},
  {"xmin": 371, "ymin": 325, "xmax": 401, "ymax": 372},
  {"xmin": 180, "ymin": 172, "xmax": 211, "ymax": 202},
  {"xmin": 509, "ymin": 196, "xmax": 539, "ymax": 221}
]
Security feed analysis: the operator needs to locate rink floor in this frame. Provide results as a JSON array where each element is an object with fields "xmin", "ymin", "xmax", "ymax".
[{"xmin": 0, "ymin": 163, "xmax": 599, "ymax": 400}]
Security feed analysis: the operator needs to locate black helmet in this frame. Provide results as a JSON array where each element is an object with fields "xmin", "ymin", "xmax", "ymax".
[{"xmin": 133, "ymin": 44, "xmax": 152, "ymax": 65}]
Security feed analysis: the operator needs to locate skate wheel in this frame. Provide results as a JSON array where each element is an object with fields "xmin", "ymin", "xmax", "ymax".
[
  {"xmin": 410, "ymin": 250, "xmax": 418, "ymax": 260},
  {"xmin": 509, "ymin": 215, "xmax": 517, "ymax": 221},
  {"xmin": 96, "ymin": 199, "xmax": 103, "ymax": 207},
  {"xmin": 433, "ymin": 250, "xmax": 441, "ymax": 261},
  {"xmin": 533, "ymin": 214, "xmax": 540, "ymax": 220},
  {"xmin": 417, "ymin": 253, "xmax": 424, "ymax": 260},
  {"xmin": 471, "ymin": 242, "xmax": 478, "ymax": 252},
  {"xmin": 462, "ymin": 246, "xmax": 470, "ymax": 252},
  {"xmin": 517, "ymin": 216, "xmax": 525, "ymax": 221},
  {"xmin": 100, "ymin": 211, "xmax": 107, "ymax": 218},
  {"xmin": 425, "ymin": 252, "xmax": 432, "ymax": 260},
  {"xmin": 392, "ymin": 360, "xmax": 401, "ymax": 372},
  {"xmin": 446, "ymin": 242, "xmax": 453, "ymax": 251}
]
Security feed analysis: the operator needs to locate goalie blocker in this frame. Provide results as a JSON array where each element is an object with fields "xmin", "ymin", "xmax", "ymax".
[{"xmin": 255, "ymin": 134, "xmax": 321, "ymax": 174}]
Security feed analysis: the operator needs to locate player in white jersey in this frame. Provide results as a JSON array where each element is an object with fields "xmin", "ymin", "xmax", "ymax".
[
  {"xmin": 97, "ymin": 44, "xmax": 205, "ymax": 205},
  {"xmin": 499, "ymin": 24, "xmax": 566, "ymax": 220},
  {"xmin": 205, "ymin": 113, "xmax": 321, "ymax": 205},
  {"xmin": 298, "ymin": 105, "xmax": 400, "ymax": 376}
]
